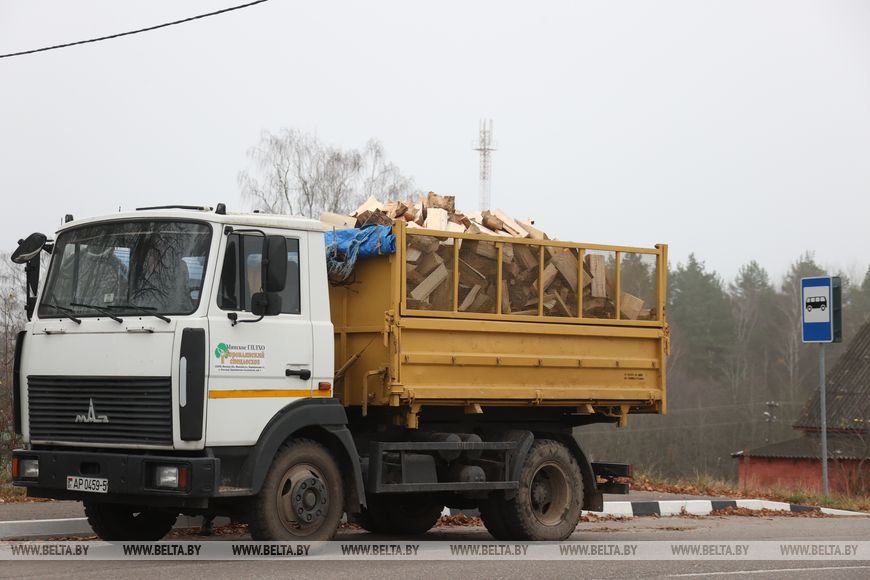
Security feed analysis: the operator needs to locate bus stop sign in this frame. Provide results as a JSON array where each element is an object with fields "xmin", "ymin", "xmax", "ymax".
[{"xmin": 801, "ymin": 276, "xmax": 842, "ymax": 343}]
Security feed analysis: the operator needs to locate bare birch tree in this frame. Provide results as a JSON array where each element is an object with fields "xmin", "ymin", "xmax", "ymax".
[
  {"xmin": 361, "ymin": 140, "xmax": 416, "ymax": 201},
  {"xmin": 724, "ymin": 262, "xmax": 771, "ymax": 404},
  {"xmin": 0, "ymin": 254, "xmax": 25, "ymax": 470},
  {"xmin": 239, "ymin": 130, "xmax": 417, "ymax": 217}
]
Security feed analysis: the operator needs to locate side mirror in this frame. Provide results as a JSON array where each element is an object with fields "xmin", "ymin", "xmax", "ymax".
[
  {"xmin": 11, "ymin": 232, "xmax": 47, "ymax": 264},
  {"xmin": 12, "ymin": 232, "xmax": 48, "ymax": 321},
  {"xmin": 251, "ymin": 292, "xmax": 282, "ymax": 316},
  {"xmin": 262, "ymin": 236, "xmax": 287, "ymax": 293}
]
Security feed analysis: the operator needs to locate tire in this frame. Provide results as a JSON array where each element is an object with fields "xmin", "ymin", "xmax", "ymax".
[
  {"xmin": 479, "ymin": 496, "xmax": 512, "ymax": 540},
  {"xmin": 248, "ymin": 439, "xmax": 344, "ymax": 541},
  {"xmin": 358, "ymin": 494, "xmax": 443, "ymax": 535},
  {"xmin": 492, "ymin": 439, "xmax": 584, "ymax": 541},
  {"xmin": 84, "ymin": 502, "xmax": 178, "ymax": 541},
  {"xmin": 354, "ymin": 505, "xmax": 388, "ymax": 534}
]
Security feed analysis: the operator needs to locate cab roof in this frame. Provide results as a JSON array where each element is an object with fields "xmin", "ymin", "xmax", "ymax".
[{"xmin": 55, "ymin": 206, "xmax": 327, "ymax": 236}]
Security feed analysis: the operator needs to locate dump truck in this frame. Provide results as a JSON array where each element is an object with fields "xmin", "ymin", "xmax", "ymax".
[{"xmin": 9, "ymin": 205, "xmax": 668, "ymax": 541}]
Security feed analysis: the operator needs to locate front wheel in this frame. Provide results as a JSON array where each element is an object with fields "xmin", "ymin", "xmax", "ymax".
[
  {"xmin": 84, "ymin": 503, "xmax": 178, "ymax": 541},
  {"xmin": 248, "ymin": 439, "xmax": 344, "ymax": 541}
]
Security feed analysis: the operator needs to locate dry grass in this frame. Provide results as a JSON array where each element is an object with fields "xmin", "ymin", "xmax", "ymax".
[{"xmin": 0, "ymin": 483, "xmax": 52, "ymax": 503}]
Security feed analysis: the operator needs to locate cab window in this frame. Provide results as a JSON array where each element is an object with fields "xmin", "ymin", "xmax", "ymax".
[{"xmin": 218, "ymin": 234, "xmax": 301, "ymax": 314}]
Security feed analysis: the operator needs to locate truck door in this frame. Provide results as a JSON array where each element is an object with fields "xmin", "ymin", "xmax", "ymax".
[{"xmin": 205, "ymin": 230, "xmax": 313, "ymax": 446}]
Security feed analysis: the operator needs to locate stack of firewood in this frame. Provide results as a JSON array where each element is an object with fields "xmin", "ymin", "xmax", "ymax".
[{"xmin": 320, "ymin": 192, "xmax": 653, "ymax": 320}]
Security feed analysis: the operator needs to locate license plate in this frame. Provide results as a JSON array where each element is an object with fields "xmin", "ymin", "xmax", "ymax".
[{"xmin": 66, "ymin": 476, "xmax": 108, "ymax": 494}]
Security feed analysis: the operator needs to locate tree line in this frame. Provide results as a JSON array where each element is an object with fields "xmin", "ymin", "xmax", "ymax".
[{"xmin": 584, "ymin": 252, "xmax": 870, "ymax": 480}]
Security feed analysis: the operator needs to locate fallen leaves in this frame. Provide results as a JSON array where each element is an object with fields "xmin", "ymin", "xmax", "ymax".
[
  {"xmin": 710, "ymin": 506, "xmax": 830, "ymax": 518},
  {"xmin": 434, "ymin": 514, "xmax": 482, "ymax": 527},
  {"xmin": 580, "ymin": 513, "xmax": 629, "ymax": 523},
  {"xmin": 631, "ymin": 474, "xmax": 736, "ymax": 498}
]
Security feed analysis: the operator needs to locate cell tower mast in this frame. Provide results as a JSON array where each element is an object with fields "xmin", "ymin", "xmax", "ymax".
[{"xmin": 473, "ymin": 119, "xmax": 496, "ymax": 211}]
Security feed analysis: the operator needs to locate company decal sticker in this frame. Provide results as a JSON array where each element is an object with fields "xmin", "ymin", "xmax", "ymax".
[{"xmin": 213, "ymin": 342, "xmax": 266, "ymax": 372}]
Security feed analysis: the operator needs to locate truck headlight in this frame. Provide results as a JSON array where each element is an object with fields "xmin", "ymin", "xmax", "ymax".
[
  {"xmin": 153, "ymin": 465, "xmax": 188, "ymax": 489},
  {"xmin": 20, "ymin": 459, "xmax": 39, "ymax": 479}
]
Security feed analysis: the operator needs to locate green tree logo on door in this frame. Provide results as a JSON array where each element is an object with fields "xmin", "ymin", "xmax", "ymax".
[{"xmin": 214, "ymin": 342, "xmax": 230, "ymax": 363}]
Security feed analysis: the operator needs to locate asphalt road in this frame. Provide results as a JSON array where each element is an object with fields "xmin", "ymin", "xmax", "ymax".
[
  {"xmin": 0, "ymin": 510, "xmax": 868, "ymax": 579},
  {"xmin": 4, "ymin": 559, "xmax": 870, "ymax": 580},
  {"xmin": 0, "ymin": 490, "xmax": 732, "ymax": 522}
]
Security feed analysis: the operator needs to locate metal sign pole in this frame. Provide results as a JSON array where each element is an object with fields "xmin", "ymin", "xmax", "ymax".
[
  {"xmin": 819, "ymin": 343, "xmax": 829, "ymax": 497},
  {"xmin": 801, "ymin": 275, "xmax": 840, "ymax": 497}
]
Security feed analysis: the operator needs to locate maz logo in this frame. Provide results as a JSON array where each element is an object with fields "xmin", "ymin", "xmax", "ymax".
[{"xmin": 75, "ymin": 398, "xmax": 109, "ymax": 423}]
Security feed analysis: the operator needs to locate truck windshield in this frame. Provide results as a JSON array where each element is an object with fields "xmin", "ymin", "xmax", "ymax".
[{"xmin": 38, "ymin": 220, "xmax": 212, "ymax": 319}]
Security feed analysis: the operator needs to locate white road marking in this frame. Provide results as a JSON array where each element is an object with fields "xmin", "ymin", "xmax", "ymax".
[
  {"xmin": 0, "ymin": 514, "xmax": 223, "ymax": 538},
  {"xmin": 668, "ymin": 565, "xmax": 870, "ymax": 577},
  {"xmin": 0, "ymin": 517, "xmax": 90, "ymax": 539},
  {"xmin": 0, "ymin": 517, "xmax": 87, "ymax": 525}
]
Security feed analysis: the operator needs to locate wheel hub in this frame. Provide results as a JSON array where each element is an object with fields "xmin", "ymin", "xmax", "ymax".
[
  {"xmin": 528, "ymin": 462, "xmax": 570, "ymax": 526},
  {"xmin": 290, "ymin": 476, "xmax": 329, "ymax": 525},
  {"xmin": 531, "ymin": 480, "xmax": 551, "ymax": 507}
]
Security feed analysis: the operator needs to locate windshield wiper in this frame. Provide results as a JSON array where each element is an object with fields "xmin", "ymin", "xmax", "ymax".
[
  {"xmin": 69, "ymin": 302, "xmax": 123, "ymax": 323},
  {"xmin": 107, "ymin": 303, "xmax": 171, "ymax": 323},
  {"xmin": 41, "ymin": 302, "xmax": 82, "ymax": 324}
]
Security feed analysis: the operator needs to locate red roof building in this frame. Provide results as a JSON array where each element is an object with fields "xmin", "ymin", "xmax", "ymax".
[{"xmin": 733, "ymin": 323, "xmax": 870, "ymax": 495}]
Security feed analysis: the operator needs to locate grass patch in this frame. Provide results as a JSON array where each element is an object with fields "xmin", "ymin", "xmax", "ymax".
[
  {"xmin": 0, "ymin": 483, "xmax": 28, "ymax": 502},
  {"xmin": 633, "ymin": 471, "xmax": 870, "ymax": 513}
]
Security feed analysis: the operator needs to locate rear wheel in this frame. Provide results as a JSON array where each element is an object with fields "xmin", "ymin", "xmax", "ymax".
[
  {"xmin": 248, "ymin": 439, "xmax": 344, "ymax": 541},
  {"xmin": 490, "ymin": 439, "xmax": 583, "ymax": 540},
  {"xmin": 358, "ymin": 495, "xmax": 443, "ymax": 535},
  {"xmin": 84, "ymin": 503, "xmax": 178, "ymax": 541}
]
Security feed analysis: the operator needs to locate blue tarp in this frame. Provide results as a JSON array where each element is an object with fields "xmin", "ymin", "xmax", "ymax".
[
  {"xmin": 324, "ymin": 225, "xmax": 395, "ymax": 258},
  {"xmin": 324, "ymin": 225, "xmax": 395, "ymax": 282}
]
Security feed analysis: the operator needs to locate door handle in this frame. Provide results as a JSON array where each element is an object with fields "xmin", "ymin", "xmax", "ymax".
[{"xmin": 285, "ymin": 368, "xmax": 311, "ymax": 380}]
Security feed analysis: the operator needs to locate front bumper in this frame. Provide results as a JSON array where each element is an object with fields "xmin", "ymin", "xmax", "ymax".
[{"xmin": 12, "ymin": 448, "xmax": 220, "ymax": 508}]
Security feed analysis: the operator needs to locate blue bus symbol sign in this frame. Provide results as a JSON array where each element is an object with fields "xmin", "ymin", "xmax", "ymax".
[{"xmin": 801, "ymin": 277, "xmax": 839, "ymax": 343}]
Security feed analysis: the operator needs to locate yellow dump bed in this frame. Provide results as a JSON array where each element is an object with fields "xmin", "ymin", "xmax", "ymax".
[{"xmin": 329, "ymin": 223, "xmax": 669, "ymax": 428}]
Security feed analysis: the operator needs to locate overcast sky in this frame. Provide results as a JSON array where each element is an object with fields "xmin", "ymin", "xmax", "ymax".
[{"xmin": 1, "ymin": 0, "xmax": 869, "ymax": 284}]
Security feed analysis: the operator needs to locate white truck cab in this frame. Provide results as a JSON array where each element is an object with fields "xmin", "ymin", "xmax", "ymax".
[{"xmin": 12, "ymin": 205, "xmax": 364, "ymax": 540}]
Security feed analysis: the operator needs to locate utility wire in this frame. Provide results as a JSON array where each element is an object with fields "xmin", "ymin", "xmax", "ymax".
[{"xmin": 0, "ymin": 0, "xmax": 270, "ymax": 60}]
